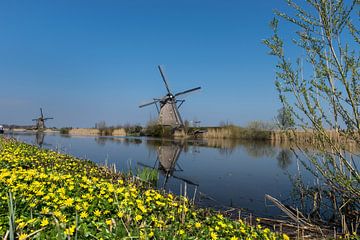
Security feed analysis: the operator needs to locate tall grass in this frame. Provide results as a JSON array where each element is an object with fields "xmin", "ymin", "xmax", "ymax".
[{"xmin": 204, "ymin": 125, "xmax": 271, "ymax": 140}]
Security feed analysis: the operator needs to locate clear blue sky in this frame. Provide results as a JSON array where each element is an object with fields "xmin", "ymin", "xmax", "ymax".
[{"xmin": 0, "ymin": 0, "xmax": 292, "ymax": 128}]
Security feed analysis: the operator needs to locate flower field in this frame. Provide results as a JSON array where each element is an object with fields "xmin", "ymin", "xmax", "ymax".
[{"xmin": 0, "ymin": 138, "xmax": 288, "ymax": 239}]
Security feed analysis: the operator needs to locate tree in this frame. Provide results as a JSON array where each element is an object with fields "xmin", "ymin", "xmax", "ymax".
[
  {"xmin": 276, "ymin": 107, "xmax": 294, "ymax": 129},
  {"xmin": 95, "ymin": 121, "xmax": 106, "ymax": 130},
  {"xmin": 264, "ymin": 0, "xmax": 359, "ymax": 228}
]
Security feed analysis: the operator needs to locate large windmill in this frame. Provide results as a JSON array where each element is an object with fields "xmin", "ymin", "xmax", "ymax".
[
  {"xmin": 139, "ymin": 65, "xmax": 201, "ymax": 127},
  {"xmin": 32, "ymin": 108, "xmax": 53, "ymax": 130}
]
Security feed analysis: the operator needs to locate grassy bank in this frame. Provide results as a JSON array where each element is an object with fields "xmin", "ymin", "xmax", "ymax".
[{"xmin": 0, "ymin": 138, "xmax": 287, "ymax": 239}]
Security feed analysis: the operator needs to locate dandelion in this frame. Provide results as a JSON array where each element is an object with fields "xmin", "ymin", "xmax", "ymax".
[{"xmin": 195, "ymin": 222, "xmax": 201, "ymax": 228}]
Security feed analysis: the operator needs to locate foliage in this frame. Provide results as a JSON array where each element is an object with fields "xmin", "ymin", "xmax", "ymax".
[
  {"xmin": 123, "ymin": 124, "xmax": 143, "ymax": 136},
  {"xmin": 144, "ymin": 123, "xmax": 173, "ymax": 138},
  {"xmin": 275, "ymin": 107, "xmax": 294, "ymax": 130},
  {"xmin": 59, "ymin": 128, "xmax": 72, "ymax": 135},
  {"xmin": 0, "ymin": 138, "xmax": 287, "ymax": 239},
  {"xmin": 264, "ymin": 0, "xmax": 360, "ymax": 230},
  {"xmin": 246, "ymin": 121, "xmax": 275, "ymax": 132}
]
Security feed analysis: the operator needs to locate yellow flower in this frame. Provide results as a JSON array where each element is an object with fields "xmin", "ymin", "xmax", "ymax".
[
  {"xmin": 53, "ymin": 210, "xmax": 62, "ymax": 218},
  {"xmin": 64, "ymin": 225, "xmax": 76, "ymax": 236},
  {"xmin": 80, "ymin": 211, "xmax": 88, "ymax": 219},
  {"xmin": 106, "ymin": 219, "xmax": 112, "ymax": 225},
  {"xmin": 94, "ymin": 209, "xmax": 101, "ymax": 217},
  {"xmin": 117, "ymin": 211, "xmax": 124, "ymax": 218},
  {"xmin": 135, "ymin": 215, "xmax": 142, "ymax": 222},
  {"xmin": 195, "ymin": 222, "xmax": 201, "ymax": 228},
  {"xmin": 18, "ymin": 222, "xmax": 27, "ymax": 229},
  {"xmin": 40, "ymin": 218, "xmax": 49, "ymax": 227},
  {"xmin": 210, "ymin": 232, "xmax": 218, "ymax": 240},
  {"xmin": 178, "ymin": 229, "xmax": 185, "ymax": 235},
  {"xmin": 63, "ymin": 198, "xmax": 74, "ymax": 207},
  {"xmin": 230, "ymin": 237, "xmax": 238, "ymax": 240},
  {"xmin": 283, "ymin": 234, "xmax": 290, "ymax": 240},
  {"xmin": 148, "ymin": 231, "xmax": 154, "ymax": 237},
  {"xmin": 18, "ymin": 233, "xmax": 27, "ymax": 240},
  {"xmin": 41, "ymin": 207, "xmax": 50, "ymax": 214}
]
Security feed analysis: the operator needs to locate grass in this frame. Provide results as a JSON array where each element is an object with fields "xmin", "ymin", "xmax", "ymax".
[
  {"xmin": 0, "ymin": 137, "xmax": 291, "ymax": 239},
  {"xmin": 203, "ymin": 125, "xmax": 271, "ymax": 140}
]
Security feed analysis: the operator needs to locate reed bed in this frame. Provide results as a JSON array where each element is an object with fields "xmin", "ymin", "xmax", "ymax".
[{"xmin": 202, "ymin": 126, "xmax": 271, "ymax": 140}]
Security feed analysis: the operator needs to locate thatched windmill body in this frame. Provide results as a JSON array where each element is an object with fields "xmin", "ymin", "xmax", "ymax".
[
  {"xmin": 32, "ymin": 108, "xmax": 53, "ymax": 130},
  {"xmin": 139, "ymin": 65, "xmax": 201, "ymax": 127}
]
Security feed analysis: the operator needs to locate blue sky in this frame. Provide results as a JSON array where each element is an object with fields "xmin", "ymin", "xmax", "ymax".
[{"xmin": 0, "ymin": 1, "xmax": 292, "ymax": 128}]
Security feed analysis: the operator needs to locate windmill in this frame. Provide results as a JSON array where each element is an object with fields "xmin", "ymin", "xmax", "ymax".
[
  {"xmin": 32, "ymin": 108, "xmax": 53, "ymax": 130},
  {"xmin": 139, "ymin": 65, "xmax": 201, "ymax": 127}
]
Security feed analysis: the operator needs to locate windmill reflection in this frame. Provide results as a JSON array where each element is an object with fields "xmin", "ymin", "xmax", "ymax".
[
  {"xmin": 34, "ymin": 131, "xmax": 52, "ymax": 148},
  {"xmin": 139, "ymin": 140, "xmax": 198, "ymax": 192}
]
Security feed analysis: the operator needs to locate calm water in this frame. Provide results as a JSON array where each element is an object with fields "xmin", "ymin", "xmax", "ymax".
[{"xmin": 7, "ymin": 132, "xmax": 316, "ymax": 218}]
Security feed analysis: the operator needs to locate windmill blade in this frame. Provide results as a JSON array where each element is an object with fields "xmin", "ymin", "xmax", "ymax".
[
  {"xmin": 32, "ymin": 119, "xmax": 38, "ymax": 121},
  {"xmin": 158, "ymin": 65, "xmax": 172, "ymax": 95},
  {"xmin": 44, "ymin": 117, "xmax": 54, "ymax": 120},
  {"xmin": 137, "ymin": 162, "xmax": 155, "ymax": 169},
  {"xmin": 174, "ymin": 87, "xmax": 201, "ymax": 97},
  {"xmin": 40, "ymin": 108, "xmax": 44, "ymax": 118},
  {"xmin": 172, "ymin": 174, "xmax": 199, "ymax": 186},
  {"xmin": 139, "ymin": 99, "xmax": 160, "ymax": 108}
]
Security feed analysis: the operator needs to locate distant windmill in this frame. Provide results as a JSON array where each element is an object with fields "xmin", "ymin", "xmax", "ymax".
[
  {"xmin": 139, "ymin": 65, "xmax": 201, "ymax": 127},
  {"xmin": 32, "ymin": 108, "xmax": 53, "ymax": 130}
]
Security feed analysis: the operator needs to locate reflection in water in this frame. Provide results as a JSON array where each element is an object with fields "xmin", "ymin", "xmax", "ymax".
[
  {"xmin": 35, "ymin": 131, "xmax": 45, "ymax": 147},
  {"xmin": 140, "ymin": 140, "xmax": 198, "ymax": 190},
  {"xmin": 95, "ymin": 137, "xmax": 143, "ymax": 146},
  {"xmin": 242, "ymin": 141, "xmax": 277, "ymax": 158},
  {"xmin": 276, "ymin": 149, "xmax": 293, "ymax": 170}
]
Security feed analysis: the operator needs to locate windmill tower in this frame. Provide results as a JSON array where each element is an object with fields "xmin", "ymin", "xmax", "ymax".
[
  {"xmin": 32, "ymin": 108, "xmax": 54, "ymax": 130},
  {"xmin": 139, "ymin": 65, "xmax": 201, "ymax": 127}
]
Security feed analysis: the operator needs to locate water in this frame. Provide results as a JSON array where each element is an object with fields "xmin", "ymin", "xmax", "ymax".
[{"xmin": 6, "ymin": 132, "xmax": 316, "ymax": 218}]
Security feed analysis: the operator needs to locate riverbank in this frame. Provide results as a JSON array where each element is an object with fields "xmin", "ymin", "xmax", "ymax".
[{"xmin": 0, "ymin": 137, "xmax": 287, "ymax": 239}]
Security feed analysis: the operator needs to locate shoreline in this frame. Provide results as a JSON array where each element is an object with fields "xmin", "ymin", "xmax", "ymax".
[{"xmin": 0, "ymin": 137, "xmax": 290, "ymax": 239}]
